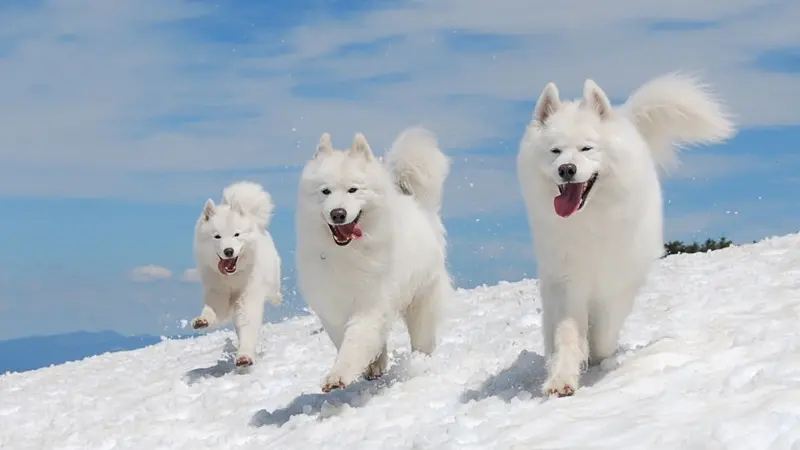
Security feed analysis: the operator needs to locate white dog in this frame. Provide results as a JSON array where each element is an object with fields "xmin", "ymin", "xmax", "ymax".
[
  {"xmin": 517, "ymin": 73, "xmax": 735, "ymax": 396},
  {"xmin": 295, "ymin": 127, "xmax": 453, "ymax": 392},
  {"xmin": 191, "ymin": 181, "xmax": 282, "ymax": 367}
]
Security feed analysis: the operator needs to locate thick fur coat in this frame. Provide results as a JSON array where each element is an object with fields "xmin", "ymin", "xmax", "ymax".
[
  {"xmin": 517, "ymin": 73, "xmax": 735, "ymax": 396},
  {"xmin": 295, "ymin": 127, "xmax": 454, "ymax": 392}
]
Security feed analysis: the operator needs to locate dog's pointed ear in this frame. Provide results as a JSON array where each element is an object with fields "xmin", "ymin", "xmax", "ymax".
[
  {"xmin": 533, "ymin": 82, "xmax": 561, "ymax": 125},
  {"xmin": 349, "ymin": 132, "xmax": 374, "ymax": 160},
  {"xmin": 202, "ymin": 199, "xmax": 216, "ymax": 221},
  {"xmin": 582, "ymin": 79, "xmax": 612, "ymax": 119},
  {"xmin": 313, "ymin": 132, "xmax": 334, "ymax": 159}
]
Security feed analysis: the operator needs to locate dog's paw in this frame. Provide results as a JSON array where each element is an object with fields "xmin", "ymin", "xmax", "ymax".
[
  {"xmin": 544, "ymin": 383, "xmax": 575, "ymax": 398},
  {"xmin": 542, "ymin": 376, "xmax": 578, "ymax": 398},
  {"xmin": 191, "ymin": 317, "xmax": 209, "ymax": 329},
  {"xmin": 321, "ymin": 373, "xmax": 347, "ymax": 393},
  {"xmin": 235, "ymin": 355, "xmax": 254, "ymax": 367},
  {"xmin": 363, "ymin": 355, "xmax": 388, "ymax": 381},
  {"xmin": 363, "ymin": 364, "xmax": 384, "ymax": 381}
]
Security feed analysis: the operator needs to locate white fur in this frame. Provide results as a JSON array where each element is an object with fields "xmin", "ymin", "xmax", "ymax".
[
  {"xmin": 517, "ymin": 73, "xmax": 735, "ymax": 396},
  {"xmin": 192, "ymin": 181, "xmax": 282, "ymax": 366},
  {"xmin": 386, "ymin": 126, "xmax": 450, "ymax": 213},
  {"xmin": 295, "ymin": 127, "xmax": 454, "ymax": 391}
]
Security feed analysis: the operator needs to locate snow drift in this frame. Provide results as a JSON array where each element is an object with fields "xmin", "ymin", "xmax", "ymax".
[{"xmin": 2, "ymin": 233, "xmax": 800, "ymax": 449}]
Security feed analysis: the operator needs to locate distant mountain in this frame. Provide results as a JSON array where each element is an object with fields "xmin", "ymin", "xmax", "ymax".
[{"xmin": 0, "ymin": 330, "xmax": 195, "ymax": 374}]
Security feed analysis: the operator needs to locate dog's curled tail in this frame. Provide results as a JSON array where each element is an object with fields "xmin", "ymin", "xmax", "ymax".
[
  {"xmin": 622, "ymin": 72, "xmax": 736, "ymax": 168},
  {"xmin": 222, "ymin": 181, "xmax": 275, "ymax": 228},
  {"xmin": 386, "ymin": 126, "xmax": 450, "ymax": 213}
]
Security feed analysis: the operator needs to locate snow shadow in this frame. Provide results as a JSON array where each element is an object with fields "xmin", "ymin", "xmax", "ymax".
[
  {"xmin": 460, "ymin": 350, "xmax": 549, "ymax": 403},
  {"xmin": 249, "ymin": 351, "xmax": 411, "ymax": 428},
  {"xmin": 183, "ymin": 338, "xmax": 239, "ymax": 385},
  {"xmin": 459, "ymin": 349, "xmax": 612, "ymax": 403}
]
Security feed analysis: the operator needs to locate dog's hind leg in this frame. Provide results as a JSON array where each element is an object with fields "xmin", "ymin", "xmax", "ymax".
[
  {"xmin": 403, "ymin": 273, "xmax": 452, "ymax": 355},
  {"xmin": 540, "ymin": 281, "xmax": 589, "ymax": 397},
  {"xmin": 588, "ymin": 287, "xmax": 637, "ymax": 365}
]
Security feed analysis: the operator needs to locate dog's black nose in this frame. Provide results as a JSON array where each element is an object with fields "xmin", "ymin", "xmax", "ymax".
[
  {"xmin": 558, "ymin": 163, "xmax": 577, "ymax": 182},
  {"xmin": 330, "ymin": 208, "xmax": 347, "ymax": 224},
  {"xmin": 223, "ymin": 247, "xmax": 234, "ymax": 258}
]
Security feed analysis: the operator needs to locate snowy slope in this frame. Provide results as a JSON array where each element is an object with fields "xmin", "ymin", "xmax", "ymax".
[{"xmin": 2, "ymin": 233, "xmax": 800, "ymax": 450}]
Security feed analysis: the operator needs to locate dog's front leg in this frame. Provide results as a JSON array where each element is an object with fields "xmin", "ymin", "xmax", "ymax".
[
  {"xmin": 540, "ymin": 280, "xmax": 589, "ymax": 397},
  {"xmin": 192, "ymin": 287, "xmax": 230, "ymax": 330},
  {"xmin": 231, "ymin": 288, "xmax": 266, "ymax": 367},
  {"xmin": 321, "ymin": 310, "xmax": 389, "ymax": 392}
]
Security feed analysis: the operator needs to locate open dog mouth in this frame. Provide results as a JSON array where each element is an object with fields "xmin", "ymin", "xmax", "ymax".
[
  {"xmin": 328, "ymin": 211, "xmax": 363, "ymax": 246},
  {"xmin": 554, "ymin": 172, "xmax": 598, "ymax": 218},
  {"xmin": 217, "ymin": 256, "xmax": 238, "ymax": 274}
]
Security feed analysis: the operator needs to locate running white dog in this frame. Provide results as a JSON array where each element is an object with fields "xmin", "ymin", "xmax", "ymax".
[
  {"xmin": 191, "ymin": 181, "xmax": 282, "ymax": 367},
  {"xmin": 295, "ymin": 127, "xmax": 453, "ymax": 392},
  {"xmin": 517, "ymin": 73, "xmax": 735, "ymax": 396}
]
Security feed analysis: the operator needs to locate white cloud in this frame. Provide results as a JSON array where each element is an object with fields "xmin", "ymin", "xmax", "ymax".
[
  {"xmin": 0, "ymin": 0, "xmax": 797, "ymax": 201},
  {"xmin": 443, "ymin": 155, "xmax": 525, "ymax": 218},
  {"xmin": 665, "ymin": 153, "xmax": 770, "ymax": 180},
  {"xmin": 181, "ymin": 268, "xmax": 200, "ymax": 283},
  {"xmin": 129, "ymin": 265, "xmax": 173, "ymax": 283}
]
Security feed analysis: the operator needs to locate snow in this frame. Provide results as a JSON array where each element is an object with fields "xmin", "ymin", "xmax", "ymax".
[{"xmin": 3, "ymin": 233, "xmax": 800, "ymax": 449}]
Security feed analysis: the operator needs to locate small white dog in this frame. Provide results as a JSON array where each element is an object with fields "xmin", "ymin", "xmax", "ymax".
[
  {"xmin": 517, "ymin": 73, "xmax": 735, "ymax": 396},
  {"xmin": 295, "ymin": 127, "xmax": 454, "ymax": 392},
  {"xmin": 191, "ymin": 181, "xmax": 282, "ymax": 367}
]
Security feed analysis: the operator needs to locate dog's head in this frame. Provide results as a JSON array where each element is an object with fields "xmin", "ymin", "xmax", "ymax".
[
  {"xmin": 520, "ymin": 79, "xmax": 619, "ymax": 218},
  {"xmin": 195, "ymin": 200, "xmax": 259, "ymax": 275},
  {"xmin": 298, "ymin": 132, "xmax": 391, "ymax": 247}
]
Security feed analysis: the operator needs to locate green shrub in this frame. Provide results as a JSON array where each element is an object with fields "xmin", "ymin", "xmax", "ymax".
[{"xmin": 663, "ymin": 236, "xmax": 733, "ymax": 257}]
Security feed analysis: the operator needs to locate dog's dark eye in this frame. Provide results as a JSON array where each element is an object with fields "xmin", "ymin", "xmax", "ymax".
[
  {"xmin": 580, "ymin": 146, "xmax": 593, "ymax": 152},
  {"xmin": 550, "ymin": 148, "xmax": 561, "ymax": 155},
  {"xmin": 214, "ymin": 234, "xmax": 221, "ymax": 239},
  {"xmin": 234, "ymin": 233, "xmax": 240, "ymax": 237},
  {"xmin": 348, "ymin": 187, "xmax": 358, "ymax": 193},
  {"xmin": 321, "ymin": 188, "xmax": 331, "ymax": 195}
]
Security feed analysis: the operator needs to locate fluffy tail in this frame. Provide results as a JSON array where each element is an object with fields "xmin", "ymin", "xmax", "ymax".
[
  {"xmin": 385, "ymin": 126, "xmax": 450, "ymax": 213},
  {"xmin": 222, "ymin": 181, "xmax": 275, "ymax": 228},
  {"xmin": 621, "ymin": 72, "xmax": 736, "ymax": 167}
]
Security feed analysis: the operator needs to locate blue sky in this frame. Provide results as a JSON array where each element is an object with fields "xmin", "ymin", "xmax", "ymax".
[{"xmin": 0, "ymin": 0, "xmax": 798, "ymax": 341}]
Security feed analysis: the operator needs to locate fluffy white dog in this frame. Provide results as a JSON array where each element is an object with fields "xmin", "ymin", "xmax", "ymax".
[
  {"xmin": 517, "ymin": 73, "xmax": 735, "ymax": 396},
  {"xmin": 191, "ymin": 181, "xmax": 282, "ymax": 367},
  {"xmin": 295, "ymin": 127, "xmax": 454, "ymax": 392}
]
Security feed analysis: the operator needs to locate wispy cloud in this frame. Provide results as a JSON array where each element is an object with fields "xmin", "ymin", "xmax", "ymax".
[
  {"xmin": 665, "ymin": 153, "xmax": 769, "ymax": 180},
  {"xmin": 129, "ymin": 265, "xmax": 173, "ymax": 283},
  {"xmin": 0, "ymin": 0, "xmax": 798, "ymax": 201},
  {"xmin": 1, "ymin": 0, "xmax": 798, "ymax": 342}
]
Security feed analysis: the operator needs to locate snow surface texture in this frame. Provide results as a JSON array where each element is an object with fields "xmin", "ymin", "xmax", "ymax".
[{"xmin": 2, "ymin": 234, "xmax": 800, "ymax": 449}]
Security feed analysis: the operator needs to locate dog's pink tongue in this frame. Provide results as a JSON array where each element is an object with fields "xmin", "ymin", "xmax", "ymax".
[
  {"xmin": 340, "ymin": 223, "xmax": 363, "ymax": 239},
  {"xmin": 217, "ymin": 258, "xmax": 235, "ymax": 274},
  {"xmin": 554, "ymin": 183, "xmax": 585, "ymax": 218}
]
